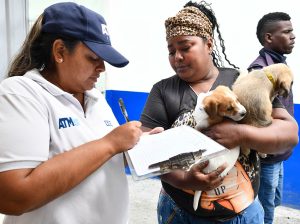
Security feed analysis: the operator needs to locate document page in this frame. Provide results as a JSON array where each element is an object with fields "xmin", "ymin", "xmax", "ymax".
[{"xmin": 126, "ymin": 125, "xmax": 228, "ymax": 180}]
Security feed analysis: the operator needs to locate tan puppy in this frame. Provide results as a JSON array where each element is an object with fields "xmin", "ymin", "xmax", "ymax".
[
  {"xmin": 232, "ymin": 63, "xmax": 293, "ymax": 127},
  {"xmin": 232, "ymin": 63, "xmax": 293, "ymax": 158},
  {"xmin": 191, "ymin": 85, "xmax": 246, "ymax": 210}
]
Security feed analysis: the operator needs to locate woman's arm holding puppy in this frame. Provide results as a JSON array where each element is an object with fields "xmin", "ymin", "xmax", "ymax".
[{"xmin": 203, "ymin": 107, "xmax": 298, "ymax": 154}]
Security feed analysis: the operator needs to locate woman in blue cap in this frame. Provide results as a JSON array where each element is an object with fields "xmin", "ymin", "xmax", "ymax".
[{"xmin": 0, "ymin": 2, "xmax": 160, "ymax": 224}]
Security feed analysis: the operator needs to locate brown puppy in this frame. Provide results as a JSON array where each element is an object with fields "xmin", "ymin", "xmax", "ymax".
[
  {"xmin": 193, "ymin": 85, "xmax": 247, "ymax": 130},
  {"xmin": 171, "ymin": 86, "xmax": 246, "ymax": 130},
  {"xmin": 193, "ymin": 86, "xmax": 246, "ymax": 210},
  {"xmin": 173, "ymin": 85, "xmax": 247, "ymax": 211},
  {"xmin": 232, "ymin": 63, "xmax": 293, "ymax": 127}
]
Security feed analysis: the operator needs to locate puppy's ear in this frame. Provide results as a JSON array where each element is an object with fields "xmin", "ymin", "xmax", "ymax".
[{"xmin": 204, "ymin": 98, "xmax": 219, "ymax": 117}]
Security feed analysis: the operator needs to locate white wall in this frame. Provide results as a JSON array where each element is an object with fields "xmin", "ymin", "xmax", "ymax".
[
  {"xmin": 1, "ymin": 0, "xmax": 299, "ymax": 102},
  {"xmin": 105, "ymin": 0, "xmax": 300, "ymax": 103},
  {"xmin": 0, "ymin": 0, "xmax": 28, "ymax": 80}
]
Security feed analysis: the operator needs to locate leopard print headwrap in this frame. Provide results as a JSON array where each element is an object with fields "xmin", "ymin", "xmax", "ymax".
[{"xmin": 165, "ymin": 6, "xmax": 212, "ymax": 40}]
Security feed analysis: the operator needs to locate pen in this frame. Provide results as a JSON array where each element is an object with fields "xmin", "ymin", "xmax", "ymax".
[{"xmin": 118, "ymin": 98, "xmax": 130, "ymax": 122}]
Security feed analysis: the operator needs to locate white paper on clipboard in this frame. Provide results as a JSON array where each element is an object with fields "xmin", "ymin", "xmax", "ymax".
[{"xmin": 125, "ymin": 125, "xmax": 228, "ymax": 180}]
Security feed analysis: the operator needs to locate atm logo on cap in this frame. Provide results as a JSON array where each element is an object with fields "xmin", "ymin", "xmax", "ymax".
[
  {"xmin": 101, "ymin": 24, "xmax": 110, "ymax": 37},
  {"xmin": 58, "ymin": 117, "xmax": 79, "ymax": 129}
]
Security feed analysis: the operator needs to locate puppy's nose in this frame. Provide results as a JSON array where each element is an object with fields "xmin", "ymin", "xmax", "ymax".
[
  {"xmin": 240, "ymin": 111, "xmax": 246, "ymax": 117},
  {"xmin": 283, "ymin": 89, "xmax": 290, "ymax": 98}
]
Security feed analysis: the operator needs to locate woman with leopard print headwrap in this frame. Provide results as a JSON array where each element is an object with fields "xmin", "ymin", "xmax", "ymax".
[{"xmin": 140, "ymin": 1, "xmax": 298, "ymax": 223}]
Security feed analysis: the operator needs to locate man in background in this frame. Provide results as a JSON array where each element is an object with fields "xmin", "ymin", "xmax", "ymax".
[{"xmin": 248, "ymin": 12, "xmax": 296, "ymax": 224}]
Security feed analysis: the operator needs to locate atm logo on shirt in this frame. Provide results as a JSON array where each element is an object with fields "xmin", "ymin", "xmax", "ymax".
[
  {"xmin": 104, "ymin": 120, "xmax": 113, "ymax": 126},
  {"xmin": 58, "ymin": 117, "xmax": 79, "ymax": 129}
]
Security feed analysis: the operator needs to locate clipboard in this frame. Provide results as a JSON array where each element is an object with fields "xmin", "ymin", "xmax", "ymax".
[{"xmin": 125, "ymin": 125, "xmax": 229, "ymax": 180}]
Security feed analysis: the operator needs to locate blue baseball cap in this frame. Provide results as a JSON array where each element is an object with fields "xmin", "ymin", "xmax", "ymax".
[{"xmin": 42, "ymin": 2, "xmax": 129, "ymax": 68}]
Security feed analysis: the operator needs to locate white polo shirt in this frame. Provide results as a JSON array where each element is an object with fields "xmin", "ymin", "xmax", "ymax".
[{"xmin": 0, "ymin": 69, "xmax": 129, "ymax": 224}]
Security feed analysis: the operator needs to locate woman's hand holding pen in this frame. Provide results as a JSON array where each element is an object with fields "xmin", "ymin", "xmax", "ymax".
[
  {"xmin": 105, "ymin": 95, "xmax": 164, "ymax": 155},
  {"xmin": 102, "ymin": 121, "xmax": 143, "ymax": 154}
]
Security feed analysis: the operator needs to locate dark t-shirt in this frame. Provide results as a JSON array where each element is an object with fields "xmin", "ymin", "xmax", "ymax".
[{"xmin": 140, "ymin": 68, "xmax": 283, "ymax": 220}]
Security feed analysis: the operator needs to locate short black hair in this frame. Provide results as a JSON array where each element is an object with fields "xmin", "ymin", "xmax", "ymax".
[{"xmin": 256, "ymin": 12, "xmax": 291, "ymax": 45}]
